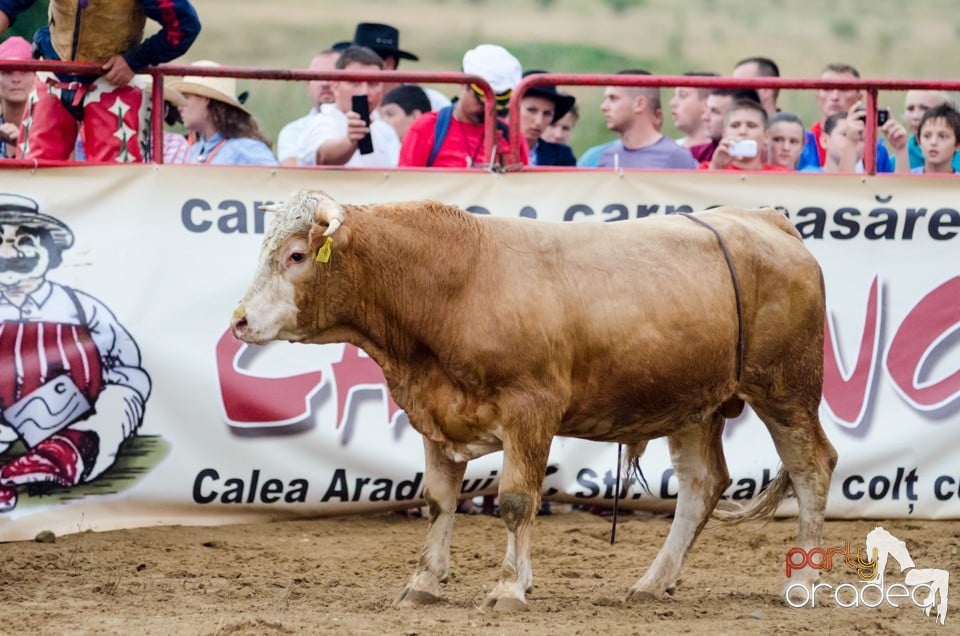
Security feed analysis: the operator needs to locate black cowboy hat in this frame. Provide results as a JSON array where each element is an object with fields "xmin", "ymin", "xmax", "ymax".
[
  {"xmin": 333, "ymin": 23, "xmax": 419, "ymax": 62},
  {"xmin": 522, "ymin": 70, "xmax": 576, "ymax": 124}
]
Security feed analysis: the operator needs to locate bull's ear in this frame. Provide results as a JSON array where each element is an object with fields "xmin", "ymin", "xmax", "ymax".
[
  {"xmin": 308, "ymin": 222, "xmax": 350, "ymax": 263},
  {"xmin": 308, "ymin": 223, "xmax": 328, "ymax": 259}
]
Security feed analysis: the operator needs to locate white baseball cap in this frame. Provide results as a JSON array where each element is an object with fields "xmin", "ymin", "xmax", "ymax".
[{"xmin": 462, "ymin": 44, "xmax": 522, "ymax": 95}]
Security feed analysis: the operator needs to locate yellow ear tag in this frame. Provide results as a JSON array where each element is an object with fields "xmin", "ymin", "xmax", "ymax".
[{"xmin": 315, "ymin": 236, "xmax": 333, "ymax": 263}]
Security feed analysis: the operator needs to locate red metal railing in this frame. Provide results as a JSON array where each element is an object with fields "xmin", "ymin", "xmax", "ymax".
[
  {"xmin": 4, "ymin": 58, "xmax": 960, "ymax": 174},
  {"xmin": 0, "ymin": 59, "xmax": 497, "ymax": 166},
  {"xmin": 148, "ymin": 65, "xmax": 499, "ymax": 165}
]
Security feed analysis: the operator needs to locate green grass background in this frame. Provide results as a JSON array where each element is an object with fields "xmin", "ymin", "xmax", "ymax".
[{"xmin": 122, "ymin": 0, "xmax": 960, "ymax": 154}]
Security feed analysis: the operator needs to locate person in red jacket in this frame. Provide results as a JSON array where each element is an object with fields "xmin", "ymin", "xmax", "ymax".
[
  {"xmin": 399, "ymin": 44, "xmax": 527, "ymax": 169},
  {"xmin": 0, "ymin": 0, "xmax": 201, "ymax": 162}
]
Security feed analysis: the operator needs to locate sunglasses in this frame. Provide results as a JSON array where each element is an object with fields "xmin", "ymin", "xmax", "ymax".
[{"xmin": 470, "ymin": 83, "xmax": 512, "ymax": 113}]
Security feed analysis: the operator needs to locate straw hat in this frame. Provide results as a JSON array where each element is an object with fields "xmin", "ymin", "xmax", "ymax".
[
  {"xmin": 136, "ymin": 75, "xmax": 185, "ymax": 107},
  {"xmin": 168, "ymin": 61, "xmax": 249, "ymax": 114}
]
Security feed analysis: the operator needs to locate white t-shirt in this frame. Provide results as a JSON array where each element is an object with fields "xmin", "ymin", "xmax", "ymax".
[
  {"xmin": 294, "ymin": 104, "xmax": 400, "ymax": 167},
  {"xmin": 276, "ymin": 107, "xmax": 318, "ymax": 163}
]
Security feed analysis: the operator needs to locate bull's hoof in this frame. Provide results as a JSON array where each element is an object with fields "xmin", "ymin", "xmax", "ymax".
[
  {"xmin": 624, "ymin": 585, "xmax": 674, "ymax": 604},
  {"xmin": 482, "ymin": 596, "xmax": 529, "ymax": 612},
  {"xmin": 394, "ymin": 586, "xmax": 440, "ymax": 607},
  {"xmin": 624, "ymin": 589, "xmax": 660, "ymax": 604}
]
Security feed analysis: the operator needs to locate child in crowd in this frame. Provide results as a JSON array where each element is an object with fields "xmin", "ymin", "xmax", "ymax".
[
  {"xmin": 805, "ymin": 107, "xmax": 910, "ymax": 174},
  {"xmin": 543, "ymin": 99, "xmax": 578, "ymax": 145},
  {"xmin": 702, "ymin": 98, "xmax": 788, "ymax": 171},
  {"xmin": 902, "ymin": 90, "xmax": 960, "ymax": 171},
  {"xmin": 803, "ymin": 111, "xmax": 861, "ymax": 173},
  {"xmin": 379, "ymin": 84, "xmax": 432, "ymax": 141},
  {"xmin": 765, "ymin": 112, "xmax": 806, "ymax": 171},
  {"xmin": 911, "ymin": 103, "xmax": 960, "ymax": 174}
]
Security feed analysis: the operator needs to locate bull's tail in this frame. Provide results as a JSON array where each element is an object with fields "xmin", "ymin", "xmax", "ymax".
[{"xmin": 712, "ymin": 465, "xmax": 793, "ymax": 524}]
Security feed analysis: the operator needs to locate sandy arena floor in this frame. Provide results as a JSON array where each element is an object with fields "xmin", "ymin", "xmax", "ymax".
[{"xmin": 1, "ymin": 510, "xmax": 955, "ymax": 635}]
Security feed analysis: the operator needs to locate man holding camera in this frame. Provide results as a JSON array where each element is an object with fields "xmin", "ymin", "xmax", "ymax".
[
  {"xmin": 293, "ymin": 45, "xmax": 399, "ymax": 168},
  {"xmin": 797, "ymin": 62, "xmax": 907, "ymax": 172}
]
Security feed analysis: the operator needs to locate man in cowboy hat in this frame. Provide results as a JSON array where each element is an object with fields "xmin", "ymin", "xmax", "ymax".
[
  {"xmin": 519, "ymin": 70, "xmax": 577, "ymax": 166},
  {"xmin": 334, "ymin": 22, "xmax": 450, "ymax": 111},
  {"xmin": 0, "ymin": 193, "xmax": 151, "ymax": 512},
  {"xmin": 333, "ymin": 22, "xmax": 419, "ymax": 69},
  {"xmin": 0, "ymin": 0, "xmax": 200, "ymax": 162},
  {"xmin": 398, "ymin": 43, "xmax": 527, "ymax": 168}
]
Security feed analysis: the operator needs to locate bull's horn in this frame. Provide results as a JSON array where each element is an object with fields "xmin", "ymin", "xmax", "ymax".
[
  {"xmin": 323, "ymin": 217, "xmax": 342, "ymax": 237},
  {"xmin": 259, "ymin": 202, "xmax": 282, "ymax": 214},
  {"xmin": 315, "ymin": 198, "xmax": 345, "ymax": 236}
]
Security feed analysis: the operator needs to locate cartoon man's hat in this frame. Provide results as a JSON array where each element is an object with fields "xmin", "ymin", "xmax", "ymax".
[{"xmin": 0, "ymin": 193, "xmax": 74, "ymax": 249}]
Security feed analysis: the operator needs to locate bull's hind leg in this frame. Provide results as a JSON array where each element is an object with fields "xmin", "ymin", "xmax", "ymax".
[
  {"xmin": 395, "ymin": 437, "xmax": 467, "ymax": 607},
  {"xmin": 626, "ymin": 412, "xmax": 728, "ymax": 602},
  {"xmin": 751, "ymin": 399, "xmax": 837, "ymax": 599}
]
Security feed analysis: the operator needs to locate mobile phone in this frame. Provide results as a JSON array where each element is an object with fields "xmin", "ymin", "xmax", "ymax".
[
  {"xmin": 728, "ymin": 139, "xmax": 758, "ymax": 158},
  {"xmin": 877, "ymin": 108, "xmax": 890, "ymax": 126},
  {"xmin": 351, "ymin": 94, "xmax": 374, "ymax": 155}
]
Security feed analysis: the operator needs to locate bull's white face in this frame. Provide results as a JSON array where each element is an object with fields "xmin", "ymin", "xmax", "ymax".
[
  {"xmin": 233, "ymin": 235, "xmax": 311, "ymax": 344},
  {"xmin": 231, "ymin": 191, "xmax": 342, "ymax": 345}
]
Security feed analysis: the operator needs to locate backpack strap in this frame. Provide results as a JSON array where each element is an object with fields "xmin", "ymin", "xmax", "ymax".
[{"xmin": 427, "ymin": 105, "xmax": 454, "ymax": 167}]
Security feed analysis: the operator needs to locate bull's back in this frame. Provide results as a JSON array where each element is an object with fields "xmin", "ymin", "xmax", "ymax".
[{"xmin": 471, "ymin": 208, "xmax": 821, "ymax": 439}]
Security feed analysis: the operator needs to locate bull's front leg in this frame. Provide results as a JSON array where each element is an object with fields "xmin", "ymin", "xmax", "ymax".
[
  {"xmin": 482, "ymin": 424, "xmax": 553, "ymax": 611},
  {"xmin": 395, "ymin": 437, "xmax": 467, "ymax": 607}
]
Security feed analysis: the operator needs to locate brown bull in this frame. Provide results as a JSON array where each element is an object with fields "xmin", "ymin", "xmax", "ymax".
[{"xmin": 231, "ymin": 190, "xmax": 837, "ymax": 610}]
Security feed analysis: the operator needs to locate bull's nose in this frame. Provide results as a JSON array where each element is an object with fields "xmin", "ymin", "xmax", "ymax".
[
  {"xmin": 232, "ymin": 317, "xmax": 248, "ymax": 336},
  {"xmin": 230, "ymin": 306, "xmax": 248, "ymax": 338}
]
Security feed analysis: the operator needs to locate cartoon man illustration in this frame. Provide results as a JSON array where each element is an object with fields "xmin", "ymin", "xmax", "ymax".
[{"xmin": 0, "ymin": 193, "xmax": 150, "ymax": 512}]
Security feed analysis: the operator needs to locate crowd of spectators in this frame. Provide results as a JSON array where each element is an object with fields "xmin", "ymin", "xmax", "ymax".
[{"xmin": 0, "ymin": 8, "xmax": 957, "ymax": 174}]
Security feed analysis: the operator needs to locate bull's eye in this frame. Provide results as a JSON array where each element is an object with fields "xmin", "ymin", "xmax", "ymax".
[{"xmin": 289, "ymin": 252, "xmax": 305, "ymax": 263}]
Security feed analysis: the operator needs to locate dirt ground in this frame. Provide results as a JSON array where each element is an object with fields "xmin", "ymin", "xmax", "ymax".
[{"xmin": 1, "ymin": 510, "xmax": 955, "ymax": 635}]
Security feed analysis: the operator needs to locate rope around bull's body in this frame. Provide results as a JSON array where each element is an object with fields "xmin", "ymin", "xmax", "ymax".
[{"xmin": 609, "ymin": 211, "xmax": 745, "ymax": 545}]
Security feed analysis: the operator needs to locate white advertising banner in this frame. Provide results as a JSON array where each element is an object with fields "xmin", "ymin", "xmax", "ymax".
[{"xmin": 0, "ymin": 165, "xmax": 957, "ymax": 541}]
